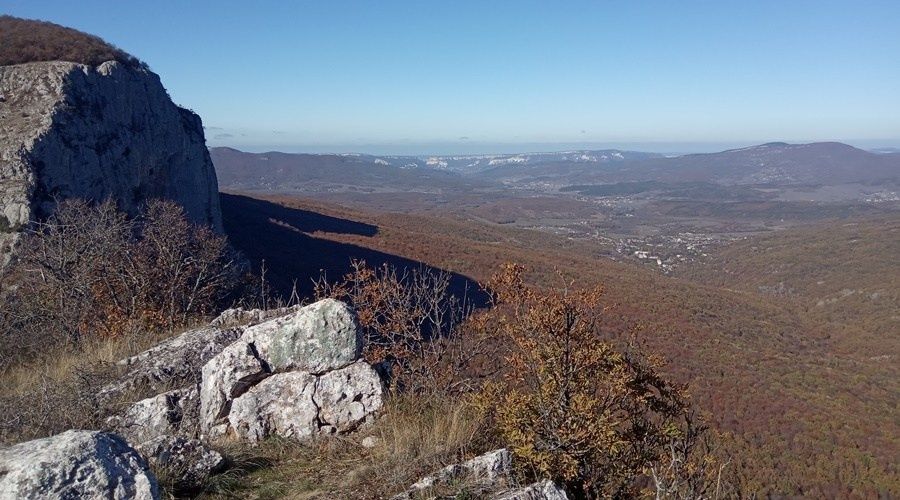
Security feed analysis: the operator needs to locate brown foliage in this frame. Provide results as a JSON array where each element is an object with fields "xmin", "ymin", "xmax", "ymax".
[
  {"xmin": 0, "ymin": 15, "xmax": 145, "ymax": 68},
  {"xmin": 478, "ymin": 264, "xmax": 715, "ymax": 498}
]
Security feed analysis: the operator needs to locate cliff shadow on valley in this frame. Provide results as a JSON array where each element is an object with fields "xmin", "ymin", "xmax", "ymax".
[{"xmin": 220, "ymin": 192, "xmax": 489, "ymax": 306}]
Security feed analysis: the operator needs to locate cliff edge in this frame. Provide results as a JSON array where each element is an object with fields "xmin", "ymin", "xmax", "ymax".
[{"xmin": 0, "ymin": 18, "xmax": 222, "ymax": 264}]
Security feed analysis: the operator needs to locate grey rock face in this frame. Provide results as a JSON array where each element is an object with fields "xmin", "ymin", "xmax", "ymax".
[
  {"xmin": 104, "ymin": 325, "xmax": 243, "ymax": 399},
  {"xmin": 0, "ymin": 430, "xmax": 159, "ymax": 500},
  {"xmin": 314, "ymin": 360, "xmax": 384, "ymax": 434},
  {"xmin": 493, "ymin": 481, "xmax": 569, "ymax": 500},
  {"xmin": 199, "ymin": 299, "xmax": 383, "ymax": 442},
  {"xmin": 248, "ymin": 298, "xmax": 362, "ymax": 374},
  {"xmin": 227, "ymin": 371, "xmax": 318, "ymax": 442},
  {"xmin": 209, "ymin": 304, "xmax": 303, "ymax": 328},
  {"xmin": 134, "ymin": 435, "xmax": 224, "ymax": 492},
  {"xmin": 108, "ymin": 386, "xmax": 199, "ymax": 444},
  {"xmin": 199, "ymin": 339, "xmax": 272, "ymax": 433},
  {"xmin": 0, "ymin": 60, "xmax": 222, "ymax": 265}
]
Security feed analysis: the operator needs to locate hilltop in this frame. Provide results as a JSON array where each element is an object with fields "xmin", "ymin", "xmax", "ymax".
[{"xmin": 0, "ymin": 15, "xmax": 144, "ymax": 68}]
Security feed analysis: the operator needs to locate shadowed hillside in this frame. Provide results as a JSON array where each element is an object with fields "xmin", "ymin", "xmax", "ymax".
[{"xmin": 220, "ymin": 193, "xmax": 487, "ymax": 305}]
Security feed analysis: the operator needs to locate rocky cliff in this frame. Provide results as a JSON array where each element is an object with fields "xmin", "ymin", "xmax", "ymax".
[{"xmin": 0, "ymin": 60, "xmax": 223, "ymax": 264}]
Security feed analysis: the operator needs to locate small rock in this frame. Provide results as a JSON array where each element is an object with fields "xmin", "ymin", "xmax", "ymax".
[
  {"xmin": 462, "ymin": 448, "xmax": 513, "ymax": 483},
  {"xmin": 361, "ymin": 436, "xmax": 381, "ymax": 448},
  {"xmin": 493, "ymin": 480, "xmax": 568, "ymax": 500},
  {"xmin": 405, "ymin": 448, "xmax": 513, "ymax": 494},
  {"xmin": 0, "ymin": 430, "xmax": 159, "ymax": 499},
  {"xmin": 135, "ymin": 435, "xmax": 224, "ymax": 492}
]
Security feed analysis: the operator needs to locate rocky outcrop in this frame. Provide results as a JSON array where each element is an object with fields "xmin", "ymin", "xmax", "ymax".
[
  {"xmin": 199, "ymin": 298, "xmax": 383, "ymax": 442},
  {"xmin": 0, "ymin": 430, "xmax": 159, "ymax": 499},
  {"xmin": 0, "ymin": 60, "xmax": 223, "ymax": 265},
  {"xmin": 100, "ymin": 299, "xmax": 384, "ymax": 493},
  {"xmin": 102, "ymin": 305, "xmax": 309, "ymax": 401},
  {"xmin": 105, "ymin": 298, "xmax": 382, "ymax": 446}
]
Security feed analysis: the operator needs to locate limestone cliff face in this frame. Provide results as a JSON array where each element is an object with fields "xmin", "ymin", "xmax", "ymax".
[{"xmin": 0, "ymin": 60, "xmax": 223, "ymax": 263}]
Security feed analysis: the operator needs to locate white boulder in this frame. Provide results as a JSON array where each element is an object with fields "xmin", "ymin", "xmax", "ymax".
[
  {"xmin": 314, "ymin": 361, "xmax": 384, "ymax": 434},
  {"xmin": 108, "ymin": 386, "xmax": 199, "ymax": 444},
  {"xmin": 0, "ymin": 430, "xmax": 158, "ymax": 499}
]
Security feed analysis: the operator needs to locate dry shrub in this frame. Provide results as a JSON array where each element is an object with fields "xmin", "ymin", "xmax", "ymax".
[
  {"xmin": 648, "ymin": 415, "xmax": 735, "ymax": 499},
  {"xmin": 315, "ymin": 259, "xmax": 497, "ymax": 396},
  {"xmin": 478, "ymin": 263, "xmax": 720, "ymax": 498},
  {"xmin": 0, "ymin": 199, "xmax": 243, "ymax": 369}
]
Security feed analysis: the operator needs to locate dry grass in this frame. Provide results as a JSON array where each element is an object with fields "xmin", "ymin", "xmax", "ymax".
[
  {"xmin": 200, "ymin": 395, "xmax": 494, "ymax": 499},
  {"xmin": 0, "ymin": 333, "xmax": 165, "ymax": 398},
  {"xmin": 0, "ymin": 329, "xmax": 180, "ymax": 445}
]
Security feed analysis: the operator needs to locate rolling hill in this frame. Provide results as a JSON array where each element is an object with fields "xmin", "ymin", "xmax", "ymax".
[{"xmin": 477, "ymin": 142, "xmax": 900, "ymax": 185}]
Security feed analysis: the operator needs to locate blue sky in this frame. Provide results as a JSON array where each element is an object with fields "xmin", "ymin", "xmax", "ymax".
[{"xmin": 5, "ymin": 1, "xmax": 900, "ymax": 154}]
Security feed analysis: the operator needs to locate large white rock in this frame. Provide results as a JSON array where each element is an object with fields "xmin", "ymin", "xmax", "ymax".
[
  {"xmin": 199, "ymin": 299, "xmax": 380, "ymax": 441},
  {"xmin": 226, "ymin": 372, "xmax": 318, "ymax": 443},
  {"xmin": 314, "ymin": 360, "xmax": 384, "ymax": 434},
  {"xmin": 0, "ymin": 430, "xmax": 159, "ymax": 499}
]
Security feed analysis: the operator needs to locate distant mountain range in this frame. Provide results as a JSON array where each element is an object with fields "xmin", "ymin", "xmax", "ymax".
[
  {"xmin": 211, "ymin": 147, "xmax": 486, "ymax": 194},
  {"xmin": 212, "ymin": 142, "xmax": 900, "ymax": 195}
]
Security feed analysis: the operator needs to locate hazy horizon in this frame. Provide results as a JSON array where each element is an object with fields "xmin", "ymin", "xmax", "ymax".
[{"xmin": 210, "ymin": 138, "xmax": 900, "ymax": 157}]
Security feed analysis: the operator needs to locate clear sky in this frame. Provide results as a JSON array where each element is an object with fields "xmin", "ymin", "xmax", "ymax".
[{"xmin": 4, "ymin": 1, "xmax": 900, "ymax": 154}]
